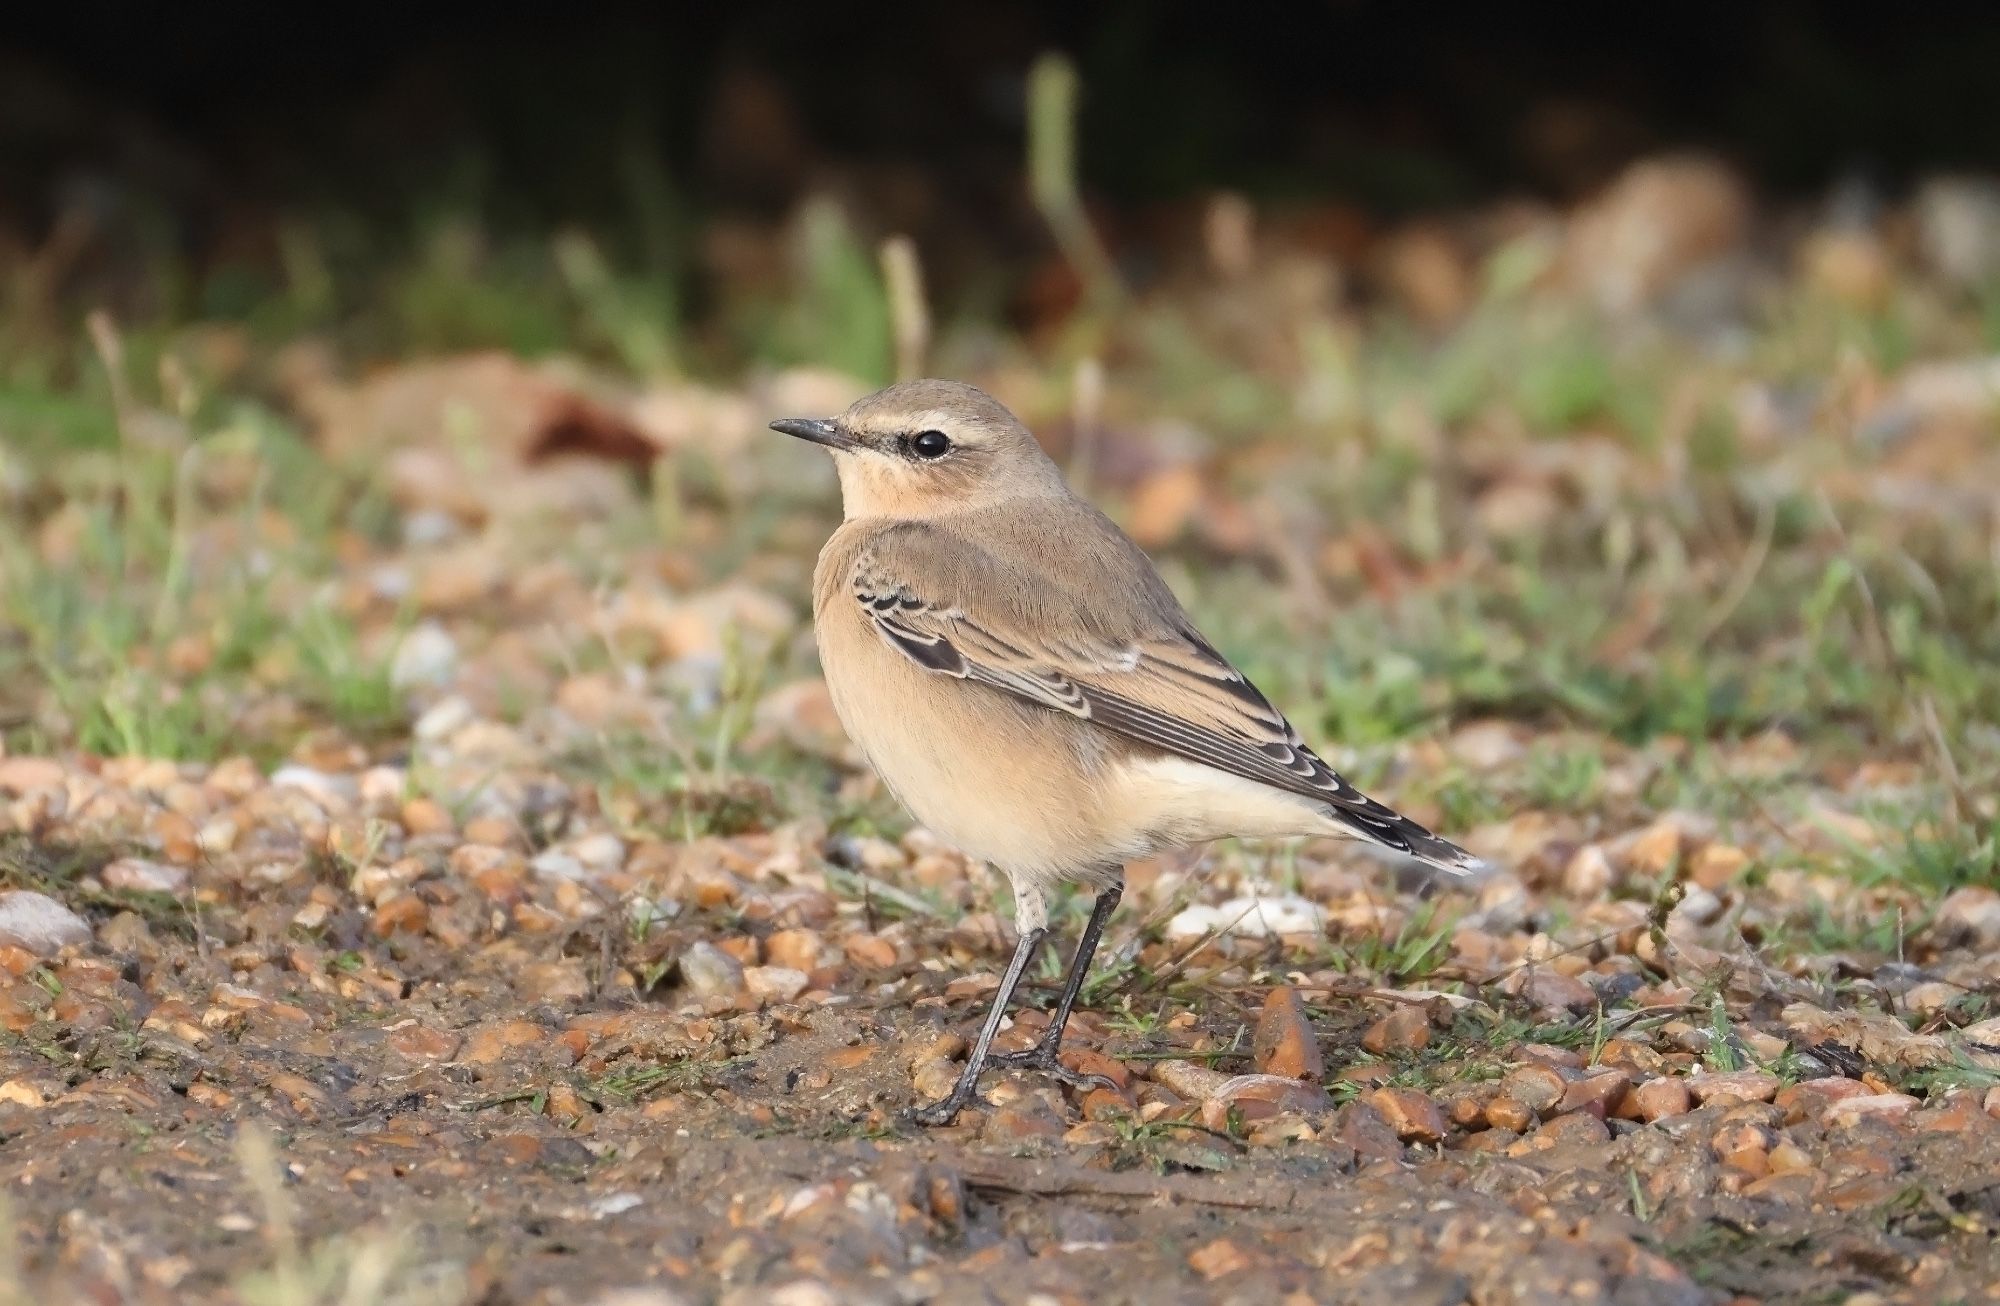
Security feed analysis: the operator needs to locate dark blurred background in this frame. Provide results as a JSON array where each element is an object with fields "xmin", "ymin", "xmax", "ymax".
[
  {"xmin": 5, "ymin": 2, "xmax": 2000, "ymax": 368},
  {"xmin": 10, "ymin": 5, "xmax": 2000, "ymax": 215}
]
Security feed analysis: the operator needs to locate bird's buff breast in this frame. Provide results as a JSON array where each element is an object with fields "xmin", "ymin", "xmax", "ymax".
[{"xmin": 813, "ymin": 594, "xmax": 1125, "ymax": 882}]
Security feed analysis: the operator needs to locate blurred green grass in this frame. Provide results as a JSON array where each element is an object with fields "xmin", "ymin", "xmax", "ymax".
[{"xmin": 3, "ymin": 114, "xmax": 1998, "ymax": 895}]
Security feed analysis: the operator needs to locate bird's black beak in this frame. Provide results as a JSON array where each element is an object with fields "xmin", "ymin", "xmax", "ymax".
[{"xmin": 769, "ymin": 417, "xmax": 861, "ymax": 452}]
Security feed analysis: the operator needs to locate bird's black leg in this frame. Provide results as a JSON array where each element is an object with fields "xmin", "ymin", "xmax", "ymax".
[
  {"xmin": 908, "ymin": 924, "xmax": 1048, "ymax": 1126},
  {"xmin": 989, "ymin": 879, "xmax": 1122, "ymax": 1092}
]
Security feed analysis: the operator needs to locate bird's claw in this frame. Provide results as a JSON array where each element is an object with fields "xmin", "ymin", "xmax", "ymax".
[
  {"xmin": 988, "ymin": 1044, "xmax": 1117, "ymax": 1094},
  {"xmin": 906, "ymin": 1089, "xmax": 991, "ymax": 1127}
]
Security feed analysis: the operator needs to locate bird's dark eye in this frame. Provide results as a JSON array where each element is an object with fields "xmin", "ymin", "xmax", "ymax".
[{"xmin": 911, "ymin": 430, "xmax": 951, "ymax": 460}]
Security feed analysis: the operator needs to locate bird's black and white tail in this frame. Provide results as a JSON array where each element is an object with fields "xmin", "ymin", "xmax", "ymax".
[{"xmin": 1316, "ymin": 783, "xmax": 1496, "ymax": 881}]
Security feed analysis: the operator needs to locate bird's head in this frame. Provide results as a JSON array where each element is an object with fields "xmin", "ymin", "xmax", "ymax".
[{"xmin": 770, "ymin": 379, "xmax": 1066, "ymax": 519}]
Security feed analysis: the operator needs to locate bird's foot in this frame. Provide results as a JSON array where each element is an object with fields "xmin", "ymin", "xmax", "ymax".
[
  {"xmin": 908, "ymin": 1041, "xmax": 1115, "ymax": 1125},
  {"xmin": 988, "ymin": 1041, "xmax": 1117, "ymax": 1094},
  {"xmin": 906, "ymin": 1085, "xmax": 991, "ymax": 1127}
]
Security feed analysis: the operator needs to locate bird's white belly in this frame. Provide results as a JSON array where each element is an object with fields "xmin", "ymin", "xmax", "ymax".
[{"xmin": 1104, "ymin": 754, "xmax": 1333, "ymax": 848}]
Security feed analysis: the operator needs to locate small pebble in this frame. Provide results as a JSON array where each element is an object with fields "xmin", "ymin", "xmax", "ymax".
[
  {"xmin": 1823, "ymin": 1093, "xmax": 1921, "ymax": 1128},
  {"xmin": 1775, "ymin": 1076, "xmax": 1871, "ymax": 1123},
  {"xmin": 1934, "ymin": 886, "xmax": 2000, "ymax": 949},
  {"xmin": 1187, "ymin": 1237, "xmax": 1252, "ymax": 1280},
  {"xmin": 197, "ymin": 817, "xmax": 240, "ymax": 855},
  {"xmin": 0, "ymin": 1079, "xmax": 47, "ymax": 1109},
  {"xmin": 1246, "ymin": 1114, "xmax": 1315, "ymax": 1147},
  {"xmin": 572, "ymin": 833, "xmax": 628, "ymax": 871},
  {"xmin": 1165, "ymin": 894, "xmax": 1322, "ymax": 940},
  {"xmin": 390, "ymin": 620, "xmax": 459, "ymax": 690},
  {"xmin": 1519, "ymin": 969, "xmax": 1597, "ymax": 1015},
  {"xmin": 401, "ymin": 798, "xmax": 455, "ymax": 836},
  {"xmin": 463, "ymin": 815, "xmax": 518, "ymax": 847},
  {"xmin": 1153, "ymin": 1060, "xmax": 1234, "ymax": 1103},
  {"xmin": 1361, "ymin": 1004, "xmax": 1431, "ymax": 1055},
  {"xmin": 1687, "ymin": 843, "xmax": 1750, "ymax": 888},
  {"xmin": 1617, "ymin": 818, "xmax": 1683, "ymax": 876},
  {"xmin": 1627, "ymin": 1076, "xmax": 1692, "ymax": 1122},
  {"xmin": 413, "ymin": 695, "xmax": 476, "ymax": 742},
  {"xmin": 0, "ymin": 891, "xmax": 91, "ymax": 958},
  {"xmin": 0, "ymin": 757, "xmax": 65, "ymax": 793},
  {"xmin": 1209, "ymin": 1075, "xmax": 1331, "ymax": 1120},
  {"xmin": 911, "ymin": 1058, "xmax": 961, "ymax": 1102},
  {"xmin": 1253, "ymin": 985, "xmax": 1323, "ymax": 1080},
  {"xmin": 1561, "ymin": 844, "xmax": 1615, "ymax": 898},
  {"xmin": 1498, "ymin": 1064, "xmax": 1566, "ymax": 1116},
  {"xmin": 1741, "ymin": 1171, "xmax": 1818, "ymax": 1205},
  {"xmin": 743, "ymin": 966, "xmax": 809, "ymax": 1004},
  {"xmin": 843, "ymin": 933, "xmax": 898, "ymax": 969},
  {"xmin": 531, "ymin": 851, "xmax": 589, "ymax": 883},
  {"xmin": 270, "ymin": 766, "xmax": 356, "ymax": 805},
  {"xmin": 678, "ymin": 942, "xmax": 745, "ymax": 998},
  {"xmin": 586, "ymin": 1193, "xmax": 646, "ymax": 1220},
  {"xmin": 101, "ymin": 857, "xmax": 190, "ymax": 897},
  {"xmin": 1672, "ymin": 886, "xmax": 1725, "ymax": 927},
  {"xmin": 1687, "ymin": 1069, "xmax": 1780, "ymax": 1106},
  {"xmin": 765, "ymin": 928, "xmax": 827, "ymax": 972},
  {"xmin": 1485, "ymin": 1097, "xmax": 1535, "ymax": 1132},
  {"xmin": 1531, "ymin": 1112, "xmax": 1611, "ymax": 1147},
  {"xmin": 983, "ymin": 1098, "xmax": 1065, "ymax": 1143},
  {"xmin": 1556, "ymin": 1069, "xmax": 1630, "ymax": 1119},
  {"xmin": 1363, "ymin": 1087, "xmax": 1446, "ymax": 1142}
]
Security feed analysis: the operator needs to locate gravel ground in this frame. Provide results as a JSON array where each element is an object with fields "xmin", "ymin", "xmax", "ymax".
[{"xmin": 1, "ymin": 715, "xmax": 1997, "ymax": 1303}]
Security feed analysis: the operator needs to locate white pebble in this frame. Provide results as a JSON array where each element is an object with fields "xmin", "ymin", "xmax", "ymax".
[
  {"xmin": 763, "ymin": 1280, "xmax": 839, "ymax": 1306},
  {"xmin": 196, "ymin": 817, "xmax": 239, "ymax": 855},
  {"xmin": 586, "ymin": 1192, "xmax": 645, "ymax": 1219},
  {"xmin": 413, "ymin": 695, "xmax": 476, "ymax": 743},
  {"xmin": 100, "ymin": 858, "xmax": 190, "ymax": 897},
  {"xmin": 401, "ymin": 509, "xmax": 461, "ymax": 548},
  {"xmin": 390, "ymin": 621, "xmax": 459, "ymax": 691},
  {"xmin": 0, "ymin": 891, "xmax": 91, "ymax": 956},
  {"xmin": 1672, "ymin": 886, "xmax": 1725, "ymax": 927},
  {"xmin": 1165, "ymin": 894, "xmax": 1324, "ymax": 940},
  {"xmin": 269, "ymin": 766, "xmax": 357, "ymax": 805},
  {"xmin": 368, "ymin": 565, "xmax": 412, "ymax": 602},
  {"xmin": 359, "ymin": 766, "xmax": 408, "ymax": 807},
  {"xmin": 744, "ymin": 965, "xmax": 810, "ymax": 1004},
  {"xmin": 250, "ymin": 861, "xmax": 301, "ymax": 887},
  {"xmin": 530, "ymin": 851, "xmax": 588, "ymax": 883},
  {"xmin": 678, "ymin": 941, "xmax": 744, "ymax": 996},
  {"xmin": 571, "ymin": 833, "xmax": 627, "ymax": 872},
  {"xmin": 586, "ymin": 1289, "xmax": 693, "ymax": 1306}
]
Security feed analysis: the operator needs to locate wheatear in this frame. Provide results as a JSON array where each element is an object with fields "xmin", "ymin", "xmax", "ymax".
[{"xmin": 772, "ymin": 379, "xmax": 1487, "ymax": 1124}]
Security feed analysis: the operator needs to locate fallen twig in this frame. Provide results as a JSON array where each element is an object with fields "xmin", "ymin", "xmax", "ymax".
[{"xmin": 953, "ymin": 1156, "xmax": 1313, "ymax": 1214}]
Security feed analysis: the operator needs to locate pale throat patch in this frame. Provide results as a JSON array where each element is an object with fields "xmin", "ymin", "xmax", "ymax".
[{"xmin": 834, "ymin": 453, "xmax": 929, "ymax": 520}]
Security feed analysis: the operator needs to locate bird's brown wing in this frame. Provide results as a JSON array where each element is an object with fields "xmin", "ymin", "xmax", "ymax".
[{"xmin": 848, "ymin": 524, "xmax": 1484, "ymax": 874}]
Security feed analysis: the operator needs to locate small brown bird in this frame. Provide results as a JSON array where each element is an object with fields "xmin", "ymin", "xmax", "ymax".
[{"xmin": 772, "ymin": 380, "xmax": 1487, "ymax": 1124}]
